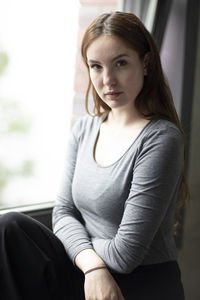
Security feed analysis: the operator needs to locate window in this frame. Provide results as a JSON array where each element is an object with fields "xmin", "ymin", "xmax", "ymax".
[
  {"xmin": 0, "ymin": 0, "xmax": 80, "ymax": 209},
  {"xmin": 0, "ymin": 0, "xmax": 118, "ymax": 210}
]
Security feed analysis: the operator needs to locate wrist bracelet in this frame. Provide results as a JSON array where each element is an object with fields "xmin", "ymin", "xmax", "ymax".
[{"xmin": 84, "ymin": 266, "xmax": 107, "ymax": 275}]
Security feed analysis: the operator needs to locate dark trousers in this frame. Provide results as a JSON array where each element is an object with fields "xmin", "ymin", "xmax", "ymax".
[{"xmin": 0, "ymin": 212, "xmax": 185, "ymax": 300}]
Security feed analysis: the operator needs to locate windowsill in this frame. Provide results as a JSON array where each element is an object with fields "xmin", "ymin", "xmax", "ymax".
[
  {"xmin": 0, "ymin": 201, "xmax": 54, "ymax": 229},
  {"xmin": 0, "ymin": 201, "xmax": 54, "ymax": 215}
]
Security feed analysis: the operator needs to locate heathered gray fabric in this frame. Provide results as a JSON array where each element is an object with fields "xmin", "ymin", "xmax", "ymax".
[{"xmin": 52, "ymin": 114, "xmax": 184, "ymax": 274}]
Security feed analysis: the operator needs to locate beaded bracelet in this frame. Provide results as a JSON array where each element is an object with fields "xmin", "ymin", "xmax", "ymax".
[{"xmin": 84, "ymin": 266, "xmax": 107, "ymax": 275}]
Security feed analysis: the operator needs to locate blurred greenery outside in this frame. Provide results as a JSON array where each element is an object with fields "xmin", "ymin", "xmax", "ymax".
[{"xmin": 0, "ymin": 51, "xmax": 34, "ymax": 205}]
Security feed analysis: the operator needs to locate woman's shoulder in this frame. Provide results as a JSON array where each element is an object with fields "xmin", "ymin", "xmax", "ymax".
[
  {"xmin": 72, "ymin": 113, "xmax": 105, "ymax": 130},
  {"xmin": 133, "ymin": 119, "xmax": 184, "ymax": 164},
  {"xmin": 147, "ymin": 119, "xmax": 183, "ymax": 137},
  {"xmin": 71, "ymin": 113, "xmax": 105, "ymax": 140},
  {"xmin": 142, "ymin": 119, "xmax": 184, "ymax": 148}
]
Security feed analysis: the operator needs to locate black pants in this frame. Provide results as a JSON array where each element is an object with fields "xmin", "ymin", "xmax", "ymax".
[{"xmin": 0, "ymin": 212, "xmax": 185, "ymax": 300}]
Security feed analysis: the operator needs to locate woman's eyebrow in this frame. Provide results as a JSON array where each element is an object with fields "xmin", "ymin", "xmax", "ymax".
[
  {"xmin": 87, "ymin": 59, "xmax": 101, "ymax": 64},
  {"xmin": 87, "ymin": 54, "xmax": 129, "ymax": 64},
  {"xmin": 111, "ymin": 54, "xmax": 129, "ymax": 61}
]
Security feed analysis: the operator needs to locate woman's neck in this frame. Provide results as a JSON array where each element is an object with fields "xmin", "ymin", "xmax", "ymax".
[{"xmin": 106, "ymin": 108, "xmax": 146, "ymax": 129}]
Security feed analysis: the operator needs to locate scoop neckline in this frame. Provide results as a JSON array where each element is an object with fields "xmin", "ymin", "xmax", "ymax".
[{"xmin": 92, "ymin": 115, "xmax": 154, "ymax": 169}]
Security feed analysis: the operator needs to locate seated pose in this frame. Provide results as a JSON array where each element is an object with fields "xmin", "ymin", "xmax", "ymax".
[{"xmin": 0, "ymin": 12, "xmax": 187, "ymax": 300}]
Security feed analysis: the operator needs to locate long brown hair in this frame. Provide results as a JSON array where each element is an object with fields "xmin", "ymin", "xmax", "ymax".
[{"xmin": 81, "ymin": 11, "xmax": 189, "ymax": 233}]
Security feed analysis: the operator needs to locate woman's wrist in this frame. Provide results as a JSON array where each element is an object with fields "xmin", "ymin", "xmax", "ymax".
[
  {"xmin": 84, "ymin": 265, "xmax": 107, "ymax": 276},
  {"xmin": 75, "ymin": 248, "xmax": 106, "ymax": 273}
]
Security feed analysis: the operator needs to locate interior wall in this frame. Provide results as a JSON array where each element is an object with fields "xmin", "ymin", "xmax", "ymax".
[
  {"xmin": 143, "ymin": 0, "xmax": 200, "ymax": 298},
  {"xmin": 160, "ymin": 0, "xmax": 187, "ymax": 116},
  {"xmin": 178, "ymin": 1, "xmax": 200, "ymax": 298}
]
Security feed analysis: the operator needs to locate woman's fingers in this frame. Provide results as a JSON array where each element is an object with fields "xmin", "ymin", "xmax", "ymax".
[{"xmin": 84, "ymin": 268, "xmax": 124, "ymax": 300}]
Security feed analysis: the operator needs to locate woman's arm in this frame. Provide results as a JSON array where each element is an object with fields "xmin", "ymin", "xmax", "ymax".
[
  {"xmin": 52, "ymin": 118, "xmax": 124, "ymax": 299},
  {"xmin": 75, "ymin": 249, "xmax": 125, "ymax": 300},
  {"xmin": 52, "ymin": 119, "xmax": 93, "ymax": 260},
  {"xmin": 92, "ymin": 128, "xmax": 184, "ymax": 273},
  {"xmin": 52, "ymin": 117, "xmax": 124, "ymax": 299},
  {"xmin": 75, "ymin": 248, "xmax": 106, "ymax": 272}
]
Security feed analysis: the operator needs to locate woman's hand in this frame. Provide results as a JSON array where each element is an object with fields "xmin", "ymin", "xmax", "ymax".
[
  {"xmin": 84, "ymin": 267, "xmax": 125, "ymax": 300},
  {"xmin": 75, "ymin": 249, "xmax": 124, "ymax": 299}
]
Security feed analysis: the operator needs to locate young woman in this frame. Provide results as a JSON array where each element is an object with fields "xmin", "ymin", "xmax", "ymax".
[{"xmin": 0, "ymin": 12, "xmax": 187, "ymax": 300}]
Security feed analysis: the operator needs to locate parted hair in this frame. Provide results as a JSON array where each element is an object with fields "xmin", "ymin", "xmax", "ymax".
[{"xmin": 81, "ymin": 11, "xmax": 189, "ymax": 233}]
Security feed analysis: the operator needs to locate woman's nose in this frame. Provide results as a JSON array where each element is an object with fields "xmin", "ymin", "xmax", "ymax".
[{"xmin": 103, "ymin": 69, "xmax": 116, "ymax": 86}]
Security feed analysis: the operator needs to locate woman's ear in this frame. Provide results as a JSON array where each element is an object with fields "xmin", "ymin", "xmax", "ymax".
[{"xmin": 143, "ymin": 52, "xmax": 150, "ymax": 76}]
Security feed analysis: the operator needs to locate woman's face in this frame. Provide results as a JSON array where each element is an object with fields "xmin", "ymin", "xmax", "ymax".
[{"xmin": 86, "ymin": 35, "xmax": 146, "ymax": 111}]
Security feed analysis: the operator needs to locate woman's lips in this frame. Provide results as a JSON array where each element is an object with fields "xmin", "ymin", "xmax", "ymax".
[{"xmin": 104, "ymin": 92, "xmax": 122, "ymax": 100}]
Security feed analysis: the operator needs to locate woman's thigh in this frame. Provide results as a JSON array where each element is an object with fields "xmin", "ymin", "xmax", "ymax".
[
  {"xmin": 0, "ymin": 212, "xmax": 85, "ymax": 300},
  {"xmin": 112, "ymin": 261, "xmax": 185, "ymax": 300}
]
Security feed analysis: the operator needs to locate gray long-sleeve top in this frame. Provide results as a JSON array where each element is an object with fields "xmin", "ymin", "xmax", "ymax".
[{"xmin": 52, "ymin": 114, "xmax": 184, "ymax": 274}]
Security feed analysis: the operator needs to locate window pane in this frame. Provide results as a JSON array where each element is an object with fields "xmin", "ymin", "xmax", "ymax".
[
  {"xmin": 0, "ymin": 0, "xmax": 118, "ymax": 209},
  {"xmin": 0, "ymin": 0, "xmax": 80, "ymax": 208}
]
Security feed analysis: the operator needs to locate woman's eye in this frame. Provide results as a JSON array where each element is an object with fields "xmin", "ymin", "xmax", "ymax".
[
  {"xmin": 116, "ymin": 60, "xmax": 127, "ymax": 67},
  {"xmin": 90, "ymin": 64, "xmax": 102, "ymax": 70}
]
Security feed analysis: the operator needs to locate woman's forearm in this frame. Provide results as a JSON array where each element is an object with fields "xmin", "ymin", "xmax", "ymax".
[
  {"xmin": 75, "ymin": 248, "xmax": 106, "ymax": 273},
  {"xmin": 75, "ymin": 249, "xmax": 125, "ymax": 300}
]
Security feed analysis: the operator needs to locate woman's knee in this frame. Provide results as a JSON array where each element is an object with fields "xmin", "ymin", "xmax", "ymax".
[{"xmin": 0, "ymin": 212, "xmax": 26, "ymax": 235}]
